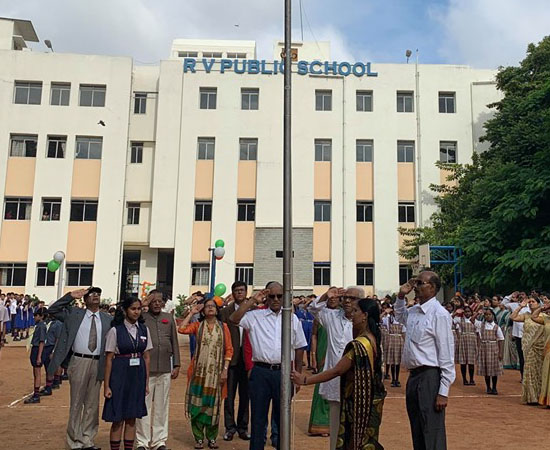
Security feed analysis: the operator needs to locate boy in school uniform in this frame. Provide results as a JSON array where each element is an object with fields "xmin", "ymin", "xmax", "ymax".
[
  {"xmin": 40, "ymin": 314, "xmax": 63, "ymax": 396},
  {"xmin": 25, "ymin": 307, "xmax": 48, "ymax": 404}
]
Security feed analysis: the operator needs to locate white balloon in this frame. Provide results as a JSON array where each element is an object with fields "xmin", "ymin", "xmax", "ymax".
[
  {"xmin": 213, "ymin": 247, "xmax": 225, "ymax": 258},
  {"xmin": 53, "ymin": 250, "xmax": 65, "ymax": 263}
]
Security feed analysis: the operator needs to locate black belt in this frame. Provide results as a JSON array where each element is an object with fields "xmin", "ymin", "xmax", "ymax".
[
  {"xmin": 73, "ymin": 352, "xmax": 100, "ymax": 360},
  {"xmin": 409, "ymin": 365, "xmax": 439, "ymax": 376},
  {"xmin": 255, "ymin": 362, "xmax": 281, "ymax": 371}
]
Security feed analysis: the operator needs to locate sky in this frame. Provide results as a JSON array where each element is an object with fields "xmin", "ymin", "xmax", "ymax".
[{"xmin": 2, "ymin": 0, "xmax": 550, "ymax": 68}]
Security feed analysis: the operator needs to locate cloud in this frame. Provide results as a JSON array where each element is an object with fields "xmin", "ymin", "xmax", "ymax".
[{"xmin": 432, "ymin": 0, "xmax": 550, "ymax": 68}]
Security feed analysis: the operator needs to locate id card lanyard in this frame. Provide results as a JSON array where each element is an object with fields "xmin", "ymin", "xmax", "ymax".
[{"xmin": 127, "ymin": 326, "xmax": 141, "ymax": 367}]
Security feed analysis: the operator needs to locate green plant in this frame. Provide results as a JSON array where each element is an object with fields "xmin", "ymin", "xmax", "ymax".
[{"xmin": 175, "ymin": 294, "xmax": 188, "ymax": 318}]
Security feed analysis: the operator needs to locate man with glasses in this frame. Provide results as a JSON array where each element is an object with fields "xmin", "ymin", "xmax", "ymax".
[
  {"xmin": 395, "ymin": 271, "xmax": 455, "ymax": 450},
  {"xmin": 229, "ymin": 281, "xmax": 307, "ymax": 450},
  {"xmin": 307, "ymin": 286, "xmax": 357, "ymax": 450},
  {"xmin": 136, "ymin": 290, "xmax": 180, "ymax": 450}
]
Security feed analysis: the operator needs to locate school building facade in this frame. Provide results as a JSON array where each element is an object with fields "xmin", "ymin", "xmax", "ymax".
[{"xmin": 0, "ymin": 17, "xmax": 502, "ymax": 302}]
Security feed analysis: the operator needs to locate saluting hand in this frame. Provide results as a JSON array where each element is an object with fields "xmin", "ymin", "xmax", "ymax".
[
  {"xmin": 251, "ymin": 289, "xmax": 269, "ymax": 305},
  {"xmin": 399, "ymin": 279, "xmax": 415, "ymax": 297},
  {"xmin": 70, "ymin": 289, "xmax": 88, "ymax": 300}
]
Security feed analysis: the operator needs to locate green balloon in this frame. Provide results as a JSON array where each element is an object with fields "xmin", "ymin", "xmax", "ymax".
[
  {"xmin": 47, "ymin": 260, "xmax": 60, "ymax": 272},
  {"xmin": 214, "ymin": 283, "xmax": 227, "ymax": 297},
  {"xmin": 215, "ymin": 239, "xmax": 225, "ymax": 248}
]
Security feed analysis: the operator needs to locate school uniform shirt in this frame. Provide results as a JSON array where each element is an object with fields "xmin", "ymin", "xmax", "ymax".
[
  {"xmin": 474, "ymin": 320, "xmax": 504, "ymax": 340},
  {"xmin": 238, "ymin": 308, "xmax": 307, "ymax": 364},
  {"xmin": 45, "ymin": 320, "xmax": 63, "ymax": 346},
  {"xmin": 9, "ymin": 302, "xmax": 17, "ymax": 316},
  {"xmin": 382, "ymin": 315, "xmax": 407, "ymax": 332},
  {"xmin": 31, "ymin": 321, "xmax": 47, "ymax": 346},
  {"xmin": 502, "ymin": 297, "xmax": 529, "ymax": 338},
  {"xmin": 72, "ymin": 309, "xmax": 103, "ymax": 356},
  {"xmin": 308, "ymin": 297, "xmax": 354, "ymax": 402},
  {"xmin": 105, "ymin": 320, "xmax": 153, "ymax": 354},
  {"xmin": 394, "ymin": 296, "xmax": 456, "ymax": 397}
]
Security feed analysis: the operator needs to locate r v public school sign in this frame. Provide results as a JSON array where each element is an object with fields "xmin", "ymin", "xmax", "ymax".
[{"xmin": 183, "ymin": 57, "xmax": 378, "ymax": 77}]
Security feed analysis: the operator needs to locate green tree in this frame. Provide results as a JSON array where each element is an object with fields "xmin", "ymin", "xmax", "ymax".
[{"xmin": 400, "ymin": 37, "xmax": 550, "ymax": 293}]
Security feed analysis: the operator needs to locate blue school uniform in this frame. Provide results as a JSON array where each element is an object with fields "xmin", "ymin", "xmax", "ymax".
[
  {"xmin": 102, "ymin": 323, "xmax": 149, "ymax": 422},
  {"xmin": 15, "ymin": 305, "xmax": 25, "ymax": 329},
  {"xmin": 295, "ymin": 307, "xmax": 314, "ymax": 351},
  {"xmin": 23, "ymin": 306, "xmax": 31, "ymax": 329},
  {"xmin": 30, "ymin": 321, "xmax": 47, "ymax": 367},
  {"xmin": 29, "ymin": 306, "xmax": 36, "ymax": 327},
  {"xmin": 42, "ymin": 319, "xmax": 62, "ymax": 370}
]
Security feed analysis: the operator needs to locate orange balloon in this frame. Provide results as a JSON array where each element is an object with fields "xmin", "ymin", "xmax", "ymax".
[{"xmin": 213, "ymin": 296, "xmax": 223, "ymax": 307}]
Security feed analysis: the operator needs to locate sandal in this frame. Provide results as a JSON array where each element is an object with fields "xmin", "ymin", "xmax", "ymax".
[
  {"xmin": 195, "ymin": 440, "xmax": 204, "ymax": 449},
  {"xmin": 208, "ymin": 440, "xmax": 219, "ymax": 449}
]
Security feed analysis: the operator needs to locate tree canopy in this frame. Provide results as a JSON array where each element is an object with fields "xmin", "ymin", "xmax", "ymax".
[{"xmin": 400, "ymin": 37, "xmax": 550, "ymax": 293}]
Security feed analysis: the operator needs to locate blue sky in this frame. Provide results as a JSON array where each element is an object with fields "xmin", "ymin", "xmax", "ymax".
[{"xmin": 2, "ymin": 0, "xmax": 550, "ymax": 68}]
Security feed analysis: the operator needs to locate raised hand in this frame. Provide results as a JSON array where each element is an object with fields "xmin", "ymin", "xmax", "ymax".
[
  {"xmin": 399, "ymin": 279, "xmax": 416, "ymax": 297},
  {"xmin": 70, "ymin": 288, "xmax": 88, "ymax": 300}
]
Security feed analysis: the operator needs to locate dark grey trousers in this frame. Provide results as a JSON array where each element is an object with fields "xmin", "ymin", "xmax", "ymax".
[{"xmin": 406, "ymin": 367, "xmax": 447, "ymax": 450}]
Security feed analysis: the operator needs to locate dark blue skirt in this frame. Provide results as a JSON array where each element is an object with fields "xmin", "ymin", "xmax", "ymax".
[{"xmin": 102, "ymin": 356, "xmax": 147, "ymax": 422}]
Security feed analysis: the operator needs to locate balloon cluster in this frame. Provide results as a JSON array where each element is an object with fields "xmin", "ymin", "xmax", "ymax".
[
  {"xmin": 47, "ymin": 251, "xmax": 65, "ymax": 272},
  {"xmin": 212, "ymin": 239, "xmax": 226, "ymax": 302}
]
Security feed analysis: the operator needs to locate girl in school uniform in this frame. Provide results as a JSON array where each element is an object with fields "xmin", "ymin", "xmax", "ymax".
[
  {"xmin": 14, "ymin": 300, "xmax": 25, "ymax": 341},
  {"xmin": 383, "ymin": 308, "xmax": 406, "ymax": 387},
  {"xmin": 476, "ymin": 308, "xmax": 504, "ymax": 395},
  {"xmin": 103, "ymin": 297, "xmax": 152, "ymax": 450},
  {"xmin": 455, "ymin": 306, "xmax": 478, "ymax": 385}
]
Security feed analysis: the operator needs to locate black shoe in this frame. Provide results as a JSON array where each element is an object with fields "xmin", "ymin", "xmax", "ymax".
[
  {"xmin": 223, "ymin": 430, "xmax": 235, "ymax": 441},
  {"xmin": 61, "ymin": 374, "xmax": 69, "ymax": 381},
  {"xmin": 39, "ymin": 387, "xmax": 52, "ymax": 396},
  {"xmin": 136, "ymin": 447, "xmax": 147, "ymax": 450},
  {"xmin": 395, "ymin": 381, "xmax": 401, "ymax": 387},
  {"xmin": 82, "ymin": 447, "xmax": 101, "ymax": 450},
  {"xmin": 156, "ymin": 446, "xmax": 169, "ymax": 450},
  {"xmin": 486, "ymin": 387, "xmax": 492, "ymax": 394},
  {"xmin": 470, "ymin": 380, "xmax": 476, "ymax": 386},
  {"xmin": 384, "ymin": 374, "xmax": 390, "ymax": 380},
  {"xmin": 52, "ymin": 382, "xmax": 60, "ymax": 390},
  {"xmin": 491, "ymin": 388, "xmax": 498, "ymax": 395},
  {"xmin": 238, "ymin": 431, "xmax": 251, "ymax": 440},
  {"xmin": 24, "ymin": 395, "xmax": 40, "ymax": 404}
]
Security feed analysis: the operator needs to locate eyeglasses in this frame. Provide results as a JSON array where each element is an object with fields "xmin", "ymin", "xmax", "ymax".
[
  {"xmin": 268, "ymin": 294, "xmax": 283, "ymax": 300},
  {"xmin": 411, "ymin": 279, "xmax": 431, "ymax": 287},
  {"xmin": 342, "ymin": 296, "xmax": 360, "ymax": 301}
]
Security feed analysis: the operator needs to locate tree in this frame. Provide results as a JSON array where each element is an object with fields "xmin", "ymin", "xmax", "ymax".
[{"xmin": 400, "ymin": 37, "xmax": 550, "ymax": 293}]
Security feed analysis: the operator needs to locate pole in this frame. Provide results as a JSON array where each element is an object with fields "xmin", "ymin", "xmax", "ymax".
[
  {"xmin": 414, "ymin": 49, "xmax": 423, "ymax": 226},
  {"xmin": 281, "ymin": 0, "xmax": 293, "ymax": 447},
  {"xmin": 209, "ymin": 248, "xmax": 216, "ymax": 298},
  {"xmin": 57, "ymin": 259, "xmax": 65, "ymax": 299}
]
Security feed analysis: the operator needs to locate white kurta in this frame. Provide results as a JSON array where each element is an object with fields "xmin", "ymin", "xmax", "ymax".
[{"xmin": 308, "ymin": 298, "xmax": 353, "ymax": 402}]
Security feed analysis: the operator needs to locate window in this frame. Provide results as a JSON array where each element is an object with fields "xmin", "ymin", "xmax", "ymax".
[
  {"xmin": 439, "ymin": 92, "xmax": 456, "ymax": 113},
  {"xmin": 399, "ymin": 265, "xmax": 413, "ymax": 286},
  {"xmin": 134, "ymin": 92, "xmax": 147, "ymax": 114},
  {"xmin": 4, "ymin": 197, "xmax": 32, "ymax": 220},
  {"xmin": 356, "ymin": 139, "xmax": 373, "ymax": 162},
  {"xmin": 357, "ymin": 264, "xmax": 374, "ymax": 286},
  {"xmin": 195, "ymin": 201, "xmax": 212, "ymax": 221},
  {"xmin": 70, "ymin": 200, "xmax": 98, "ymax": 222},
  {"xmin": 199, "ymin": 87, "xmax": 217, "ymax": 109},
  {"xmin": 79, "ymin": 84, "xmax": 106, "ymax": 107},
  {"xmin": 397, "ymin": 91, "xmax": 414, "ymax": 112},
  {"xmin": 356, "ymin": 90, "xmax": 373, "ymax": 112},
  {"xmin": 191, "ymin": 263, "xmax": 210, "ymax": 285},
  {"xmin": 239, "ymin": 138, "xmax": 257, "ymax": 160},
  {"xmin": 238, "ymin": 200, "xmax": 255, "ymax": 221},
  {"xmin": 202, "ymin": 52, "xmax": 222, "ymax": 58},
  {"xmin": 241, "ymin": 88, "xmax": 259, "ymax": 110},
  {"xmin": 227, "ymin": 52, "xmax": 247, "ymax": 59},
  {"xmin": 314, "ymin": 139, "xmax": 332, "ymax": 162},
  {"xmin": 36, "ymin": 263, "xmax": 55, "ymax": 287},
  {"xmin": 178, "ymin": 51, "xmax": 198, "ymax": 57},
  {"xmin": 235, "ymin": 264, "xmax": 254, "ymax": 286},
  {"xmin": 197, "ymin": 137, "xmax": 215, "ymax": 160},
  {"xmin": 41, "ymin": 198, "xmax": 61, "ymax": 221},
  {"xmin": 130, "ymin": 142, "xmax": 143, "ymax": 164},
  {"xmin": 127, "ymin": 203, "xmax": 140, "ymax": 225},
  {"xmin": 10, "ymin": 134, "xmax": 37, "ymax": 157},
  {"xmin": 356, "ymin": 202, "xmax": 373, "ymax": 222},
  {"xmin": 397, "ymin": 141, "xmax": 415, "ymax": 163},
  {"xmin": 440, "ymin": 141, "xmax": 457, "ymax": 163},
  {"xmin": 50, "ymin": 83, "xmax": 70, "ymax": 106},
  {"xmin": 315, "ymin": 90, "xmax": 332, "ymax": 111},
  {"xmin": 314, "ymin": 263, "xmax": 331, "ymax": 286},
  {"xmin": 75, "ymin": 136, "xmax": 102, "ymax": 159},
  {"xmin": 46, "ymin": 135, "xmax": 66, "ymax": 158},
  {"xmin": 0, "ymin": 263, "xmax": 27, "ymax": 286},
  {"xmin": 398, "ymin": 202, "xmax": 415, "ymax": 223},
  {"xmin": 314, "ymin": 201, "xmax": 331, "ymax": 222},
  {"xmin": 14, "ymin": 81, "xmax": 42, "ymax": 105},
  {"xmin": 66, "ymin": 263, "xmax": 93, "ymax": 286}
]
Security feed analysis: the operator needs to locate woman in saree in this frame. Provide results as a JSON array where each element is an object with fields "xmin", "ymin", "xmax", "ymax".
[
  {"xmin": 492, "ymin": 296, "xmax": 519, "ymax": 370},
  {"xmin": 530, "ymin": 303, "xmax": 550, "ymax": 406},
  {"xmin": 178, "ymin": 299, "xmax": 233, "ymax": 449},
  {"xmin": 291, "ymin": 298, "xmax": 386, "ymax": 450},
  {"xmin": 511, "ymin": 296, "xmax": 545, "ymax": 404},
  {"xmin": 308, "ymin": 318, "xmax": 330, "ymax": 435}
]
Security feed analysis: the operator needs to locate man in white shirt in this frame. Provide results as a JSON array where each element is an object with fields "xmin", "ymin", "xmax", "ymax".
[
  {"xmin": 230, "ymin": 282, "xmax": 307, "ymax": 450},
  {"xmin": 308, "ymin": 286, "xmax": 354, "ymax": 450},
  {"xmin": 395, "ymin": 271, "xmax": 455, "ymax": 450},
  {"xmin": 502, "ymin": 291, "xmax": 529, "ymax": 379}
]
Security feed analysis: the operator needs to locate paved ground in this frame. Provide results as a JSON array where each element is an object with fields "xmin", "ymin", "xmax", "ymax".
[{"xmin": 1, "ymin": 339, "xmax": 549, "ymax": 449}]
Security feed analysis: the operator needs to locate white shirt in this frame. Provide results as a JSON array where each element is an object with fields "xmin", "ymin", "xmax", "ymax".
[
  {"xmin": 239, "ymin": 308, "xmax": 307, "ymax": 364},
  {"xmin": 72, "ymin": 309, "xmax": 103, "ymax": 356},
  {"xmin": 502, "ymin": 296, "xmax": 529, "ymax": 338},
  {"xmin": 474, "ymin": 320, "xmax": 504, "ymax": 340},
  {"xmin": 382, "ymin": 315, "xmax": 407, "ymax": 333},
  {"xmin": 308, "ymin": 297, "xmax": 353, "ymax": 402},
  {"xmin": 394, "ymin": 297, "xmax": 456, "ymax": 397},
  {"xmin": 162, "ymin": 299, "xmax": 175, "ymax": 314},
  {"xmin": 104, "ymin": 320, "xmax": 153, "ymax": 354},
  {"xmin": 9, "ymin": 302, "xmax": 17, "ymax": 315}
]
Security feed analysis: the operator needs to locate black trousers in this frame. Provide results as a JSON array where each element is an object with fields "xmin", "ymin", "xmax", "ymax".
[
  {"xmin": 249, "ymin": 365, "xmax": 280, "ymax": 450},
  {"xmin": 514, "ymin": 337, "xmax": 525, "ymax": 376},
  {"xmin": 224, "ymin": 357, "xmax": 249, "ymax": 433},
  {"xmin": 406, "ymin": 367, "xmax": 447, "ymax": 450}
]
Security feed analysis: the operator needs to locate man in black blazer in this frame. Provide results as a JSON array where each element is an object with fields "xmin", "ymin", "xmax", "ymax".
[
  {"xmin": 48, "ymin": 287, "xmax": 112, "ymax": 450},
  {"xmin": 219, "ymin": 281, "xmax": 251, "ymax": 441}
]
